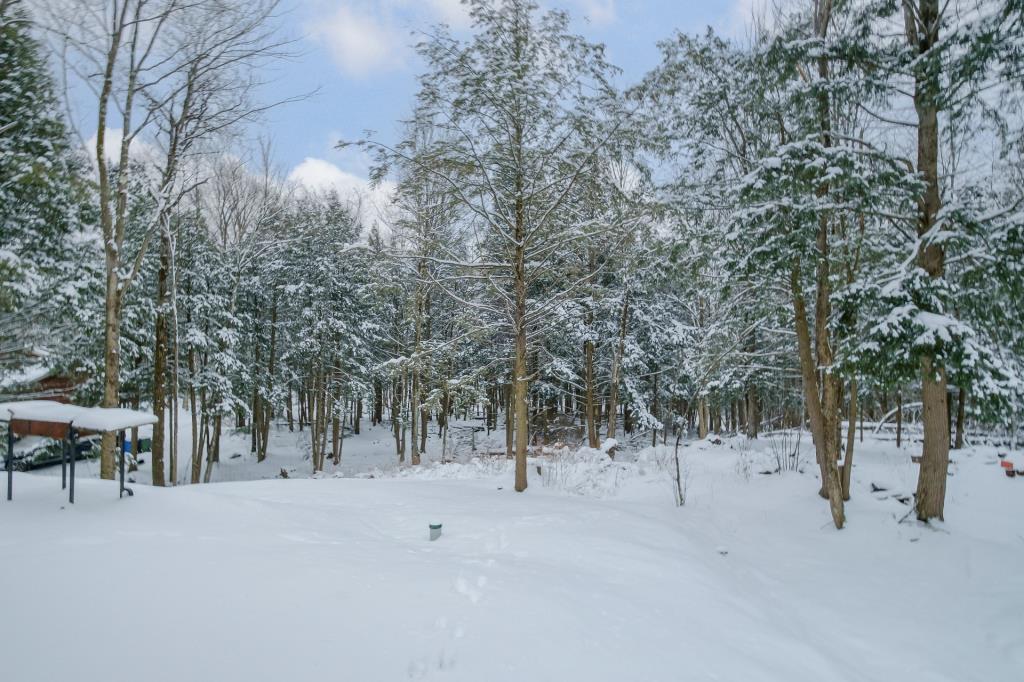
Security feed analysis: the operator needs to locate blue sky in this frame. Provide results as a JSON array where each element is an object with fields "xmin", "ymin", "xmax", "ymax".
[{"xmin": 264, "ymin": 0, "xmax": 758, "ymax": 195}]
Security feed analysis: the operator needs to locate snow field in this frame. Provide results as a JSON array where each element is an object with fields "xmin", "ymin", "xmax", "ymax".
[{"xmin": 1, "ymin": 432, "xmax": 1022, "ymax": 681}]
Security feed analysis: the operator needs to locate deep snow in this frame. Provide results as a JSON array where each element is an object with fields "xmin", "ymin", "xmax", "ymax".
[{"xmin": 1, "ymin": 431, "xmax": 1022, "ymax": 681}]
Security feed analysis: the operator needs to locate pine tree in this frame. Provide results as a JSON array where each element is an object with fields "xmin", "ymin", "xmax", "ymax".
[{"xmin": 0, "ymin": 0, "xmax": 88, "ymax": 368}]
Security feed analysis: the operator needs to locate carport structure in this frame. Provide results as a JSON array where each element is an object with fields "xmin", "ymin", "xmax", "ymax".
[{"xmin": 1, "ymin": 400, "xmax": 158, "ymax": 503}]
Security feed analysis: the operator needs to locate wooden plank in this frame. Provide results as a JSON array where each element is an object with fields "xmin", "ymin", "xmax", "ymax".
[{"xmin": 9, "ymin": 419, "xmax": 96, "ymax": 438}]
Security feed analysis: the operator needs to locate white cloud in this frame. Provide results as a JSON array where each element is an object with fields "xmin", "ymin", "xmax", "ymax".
[
  {"xmin": 574, "ymin": 0, "xmax": 616, "ymax": 27},
  {"xmin": 306, "ymin": 0, "xmax": 481, "ymax": 78},
  {"xmin": 308, "ymin": 4, "xmax": 406, "ymax": 78},
  {"xmin": 289, "ymin": 156, "xmax": 365, "ymax": 196},
  {"xmin": 83, "ymin": 128, "xmax": 163, "ymax": 175},
  {"xmin": 723, "ymin": 0, "xmax": 779, "ymax": 39},
  {"xmin": 424, "ymin": 0, "xmax": 472, "ymax": 29},
  {"xmin": 287, "ymin": 157, "xmax": 395, "ymax": 227}
]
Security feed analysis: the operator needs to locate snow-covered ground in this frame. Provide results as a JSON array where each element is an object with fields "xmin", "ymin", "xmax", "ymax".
[
  {"xmin": 28, "ymin": 413, "xmax": 502, "ymax": 483},
  {"xmin": 2, "ymin": 430, "xmax": 1023, "ymax": 681}
]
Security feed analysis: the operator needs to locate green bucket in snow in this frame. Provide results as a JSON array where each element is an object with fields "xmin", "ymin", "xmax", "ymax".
[{"xmin": 429, "ymin": 523, "xmax": 442, "ymax": 541}]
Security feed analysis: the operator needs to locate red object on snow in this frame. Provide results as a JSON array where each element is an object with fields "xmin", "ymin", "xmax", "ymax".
[{"xmin": 1001, "ymin": 460, "xmax": 1014, "ymax": 469}]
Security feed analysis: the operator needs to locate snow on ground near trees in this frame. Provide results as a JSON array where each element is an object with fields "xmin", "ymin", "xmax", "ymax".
[{"xmin": 3, "ymin": 432, "xmax": 1023, "ymax": 681}]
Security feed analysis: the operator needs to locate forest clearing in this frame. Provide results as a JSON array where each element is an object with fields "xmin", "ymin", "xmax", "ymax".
[{"xmin": 4, "ymin": 426, "xmax": 1023, "ymax": 681}]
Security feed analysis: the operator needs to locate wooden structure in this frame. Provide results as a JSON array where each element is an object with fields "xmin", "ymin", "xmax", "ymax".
[{"xmin": 1, "ymin": 401, "xmax": 158, "ymax": 503}]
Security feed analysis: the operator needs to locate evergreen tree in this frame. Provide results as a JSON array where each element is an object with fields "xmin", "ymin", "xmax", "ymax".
[{"xmin": 0, "ymin": 0, "xmax": 89, "ymax": 372}]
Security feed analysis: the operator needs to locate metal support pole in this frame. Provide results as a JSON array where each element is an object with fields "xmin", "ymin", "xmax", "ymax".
[
  {"xmin": 62, "ymin": 430, "xmax": 68, "ymax": 490},
  {"xmin": 118, "ymin": 430, "xmax": 134, "ymax": 498},
  {"xmin": 6, "ymin": 427, "xmax": 13, "ymax": 501},
  {"xmin": 119, "ymin": 430, "xmax": 125, "ymax": 498},
  {"xmin": 69, "ymin": 427, "xmax": 76, "ymax": 504}
]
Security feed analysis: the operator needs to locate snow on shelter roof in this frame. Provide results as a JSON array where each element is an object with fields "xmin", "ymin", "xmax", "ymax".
[{"xmin": 0, "ymin": 400, "xmax": 157, "ymax": 432}]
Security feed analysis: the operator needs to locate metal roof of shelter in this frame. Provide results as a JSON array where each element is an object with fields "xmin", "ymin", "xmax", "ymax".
[
  {"xmin": 1, "ymin": 400, "xmax": 156, "ymax": 504},
  {"xmin": 0, "ymin": 400, "xmax": 157, "ymax": 433}
]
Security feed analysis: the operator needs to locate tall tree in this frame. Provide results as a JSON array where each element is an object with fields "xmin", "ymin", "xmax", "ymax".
[
  {"xmin": 358, "ymin": 0, "xmax": 632, "ymax": 491},
  {"xmin": 0, "ymin": 0, "xmax": 88, "ymax": 353}
]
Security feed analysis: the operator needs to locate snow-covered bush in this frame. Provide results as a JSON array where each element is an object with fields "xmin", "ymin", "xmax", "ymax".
[
  {"xmin": 734, "ymin": 438, "xmax": 752, "ymax": 482},
  {"xmin": 540, "ymin": 446, "xmax": 628, "ymax": 497}
]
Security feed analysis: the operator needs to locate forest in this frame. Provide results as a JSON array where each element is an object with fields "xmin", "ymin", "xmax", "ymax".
[
  {"xmin": 2, "ymin": 0, "xmax": 1023, "ymax": 534},
  {"xmin": 4, "ymin": 1, "xmax": 1024, "ymax": 679}
]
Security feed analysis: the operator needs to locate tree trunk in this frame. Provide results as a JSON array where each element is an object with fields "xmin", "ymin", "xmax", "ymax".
[
  {"xmin": 392, "ymin": 376, "xmax": 404, "ymax": 463},
  {"xmin": 331, "ymin": 389, "xmax": 341, "ymax": 466},
  {"xmin": 411, "ymin": 278, "xmax": 424, "ymax": 464},
  {"xmin": 896, "ymin": 391, "xmax": 903, "ymax": 448},
  {"xmin": 505, "ymin": 382, "xmax": 514, "ymax": 458},
  {"xmin": 257, "ymin": 295, "xmax": 276, "ymax": 462},
  {"xmin": 286, "ymin": 386, "xmax": 294, "ymax": 432},
  {"xmin": 511, "ymin": 114, "xmax": 530, "ymax": 491},
  {"xmin": 189, "ymin": 349, "xmax": 201, "ymax": 484},
  {"xmin": 194, "ymin": 412, "xmax": 206, "ymax": 484},
  {"xmin": 337, "ymin": 399, "xmax": 345, "ymax": 466},
  {"xmin": 697, "ymin": 398, "xmax": 708, "ymax": 439},
  {"xmin": 584, "ymin": 337, "xmax": 599, "ymax": 448},
  {"xmin": 203, "ymin": 413, "xmax": 220, "ymax": 483},
  {"xmin": 333, "ymin": 401, "xmax": 342, "ymax": 464},
  {"xmin": 917, "ymin": 360, "xmax": 950, "ymax": 520},
  {"xmin": 410, "ymin": 370, "xmax": 420, "ymax": 466},
  {"xmin": 607, "ymin": 292, "xmax": 629, "ymax": 440},
  {"xmin": 800, "ymin": 0, "xmax": 844, "ymax": 529},
  {"xmin": 791, "ymin": 265, "xmax": 844, "ymax": 528},
  {"xmin": 842, "ymin": 378, "xmax": 857, "ymax": 501},
  {"xmin": 513, "ymin": 329, "xmax": 529, "ymax": 491},
  {"xmin": 420, "ymin": 404, "xmax": 428, "ymax": 456},
  {"xmin": 250, "ymin": 312, "xmax": 262, "ymax": 457},
  {"xmin": 909, "ymin": 0, "xmax": 949, "ymax": 522},
  {"xmin": 99, "ymin": 275, "xmax": 121, "ymax": 479},
  {"xmin": 954, "ymin": 387, "xmax": 966, "ymax": 449},
  {"xmin": 651, "ymin": 370, "xmax": 659, "ymax": 447},
  {"xmin": 738, "ymin": 393, "xmax": 747, "ymax": 434},
  {"xmin": 373, "ymin": 381, "xmax": 383, "ymax": 426},
  {"xmin": 168, "ymin": 387, "xmax": 177, "ymax": 485},
  {"xmin": 151, "ymin": 233, "xmax": 169, "ymax": 486},
  {"xmin": 95, "ymin": 14, "xmax": 126, "ymax": 483},
  {"xmin": 746, "ymin": 384, "xmax": 758, "ymax": 438},
  {"xmin": 212, "ymin": 415, "xmax": 221, "ymax": 464}
]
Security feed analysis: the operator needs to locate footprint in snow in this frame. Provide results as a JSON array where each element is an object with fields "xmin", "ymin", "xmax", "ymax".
[{"xmin": 454, "ymin": 573, "xmax": 486, "ymax": 604}]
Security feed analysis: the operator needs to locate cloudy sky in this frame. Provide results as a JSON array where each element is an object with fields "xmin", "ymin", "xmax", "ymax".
[{"xmin": 260, "ymin": 0, "xmax": 759, "ymax": 198}]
